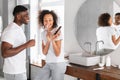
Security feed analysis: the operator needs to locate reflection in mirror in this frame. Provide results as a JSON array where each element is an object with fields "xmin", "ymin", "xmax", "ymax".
[
  {"xmin": 96, "ymin": 13, "xmax": 116, "ymax": 56},
  {"xmin": 75, "ymin": 0, "xmax": 120, "ymax": 56}
]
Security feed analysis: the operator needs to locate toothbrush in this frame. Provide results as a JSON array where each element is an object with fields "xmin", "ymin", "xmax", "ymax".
[{"xmin": 93, "ymin": 67, "xmax": 104, "ymax": 70}]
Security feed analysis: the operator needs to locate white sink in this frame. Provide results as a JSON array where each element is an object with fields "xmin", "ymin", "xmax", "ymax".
[
  {"xmin": 96, "ymin": 48, "xmax": 114, "ymax": 56},
  {"xmin": 69, "ymin": 53, "xmax": 100, "ymax": 66}
]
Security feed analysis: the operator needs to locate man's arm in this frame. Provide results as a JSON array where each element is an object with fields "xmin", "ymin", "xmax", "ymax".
[
  {"xmin": 112, "ymin": 35, "xmax": 120, "ymax": 45},
  {"xmin": 1, "ymin": 40, "xmax": 35, "ymax": 58}
]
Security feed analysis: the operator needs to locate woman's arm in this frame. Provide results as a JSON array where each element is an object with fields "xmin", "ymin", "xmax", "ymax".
[
  {"xmin": 42, "ymin": 31, "xmax": 62, "ymax": 56},
  {"xmin": 42, "ymin": 31, "xmax": 52, "ymax": 55},
  {"xmin": 42, "ymin": 40, "xmax": 50, "ymax": 55},
  {"xmin": 52, "ymin": 40, "xmax": 61, "ymax": 57}
]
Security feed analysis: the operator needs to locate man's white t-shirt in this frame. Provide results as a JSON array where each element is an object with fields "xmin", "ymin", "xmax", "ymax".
[
  {"xmin": 41, "ymin": 28, "xmax": 65, "ymax": 63},
  {"xmin": 1, "ymin": 22, "xmax": 26, "ymax": 74},
  {"xmin": 96, "ymin": 27, "xmax": 116, "ymax": 49},
  {"xmin": 112, "ymin": 24, "xmax": 120, "ymax": 48},
  {"xmin": 112, "ymin": 24, "xmax": 120, "ymax": 36}
]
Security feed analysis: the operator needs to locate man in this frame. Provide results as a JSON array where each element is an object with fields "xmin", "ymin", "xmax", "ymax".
[
  {"xmin": 1, "ymin": 5, "xmax": 35, "ymax": 80},
  {"xmin": 112, "ymin": 13, "xmax": 120, "ymax": 35},
  {"xmin": 114, "ymin": 13, "xmax": 120, "ymax": 26},
  {"xmin": 112, "ymin": 13, "xmax": 120, "ymax": 48}
]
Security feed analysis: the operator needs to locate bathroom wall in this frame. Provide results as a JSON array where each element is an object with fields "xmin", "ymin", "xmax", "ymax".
[
  {"xmin": 2, "ymin": 0, "xmax": 9, "ymax": 29},
  {"xmin": 110, "ymin": 44, "xmax": 120, "ymax": 65},
  {"xmin": 0, "ymin": 0, "xmax": 2, "ymax": 16},
  {"xmin": 64, "ymin": 0, "xmax": 85, "ymax": 53}
]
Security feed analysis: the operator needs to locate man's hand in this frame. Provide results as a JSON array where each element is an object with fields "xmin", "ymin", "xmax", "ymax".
[{"xmin": 26, "ymin": 39, "xmax": 35, "ymax": 48}]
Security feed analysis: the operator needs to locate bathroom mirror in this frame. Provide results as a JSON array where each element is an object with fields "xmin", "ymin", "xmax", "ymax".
[{"xmin": 75, "ymin": 0, "xmax": 120, "ymax": 55}]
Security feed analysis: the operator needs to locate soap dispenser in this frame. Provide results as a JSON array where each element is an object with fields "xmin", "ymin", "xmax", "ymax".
[{"xmin": 106, "ymin": 56, "xmax": 111, "ymax": 67}]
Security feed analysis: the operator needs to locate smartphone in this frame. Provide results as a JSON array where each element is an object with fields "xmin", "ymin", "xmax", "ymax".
[{"xmin": 54, "ymin": 26, "xmax": 62, "ymax": 35}]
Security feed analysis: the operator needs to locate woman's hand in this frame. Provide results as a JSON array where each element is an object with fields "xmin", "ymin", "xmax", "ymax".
[
  {"xmin": 52, "ymin": 31, "xmax": 61, "ymax": 41},
  {"xmin": 52, "ymin": 31, "xmax": 60, "ymax": 41},
  {"xmin": 52, "ymin": 31, "xmax": 61, "ymax": 57},
  {"xmin": 46, "ymin": 31, "xmax": 52, "ymax": 42},
  {"xmin": 46, "ymin": 31, "xmax": 60, "ymax": 42}
]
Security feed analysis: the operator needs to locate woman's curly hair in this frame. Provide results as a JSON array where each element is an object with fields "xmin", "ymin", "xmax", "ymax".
[
  {"xmin": 38, "ymin": 10, "xmax": 58, "ymax": 28},
  {"xmin": 98, "ymin": 13, "xmax": 111, "ymax": 26}
]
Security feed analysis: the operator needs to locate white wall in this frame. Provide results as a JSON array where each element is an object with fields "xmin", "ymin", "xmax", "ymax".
[
  {"xmin": 0, "ymin": 0, "xmax": 2, "ymax": 16},
  {"xmin": 110, "ymin": 46, "xmax": 120, "ymax": 65},
  {"xmin": 30, "ymin": 0, "xmax": 40, "ymax": 64},
  {"xmin": 8, "ymin": 0, "xmax": 16, "ymax": 24},
  {"xmin": 64, "ymin": 0, "xmax": 86, "ymax": 53}
]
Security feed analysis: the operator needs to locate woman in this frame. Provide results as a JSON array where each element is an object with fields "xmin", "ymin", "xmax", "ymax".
[
  {"xmin": 96, "ymin": 13, "xmax": 120, "ymax": 50},
  {"xmin": 38, "ymin": 10, "xmax": 66, "ymax": 80}
]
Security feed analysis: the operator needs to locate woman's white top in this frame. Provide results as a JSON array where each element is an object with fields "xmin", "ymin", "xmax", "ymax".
[
  {"xmin": 112, "ymin": 24, "xmax": 120, "ymax": 36},
  {"xmin": 96, "ymin": 27, "xmax": 116, "ymax": 49},
  {"xmin": 111, "ymin": 24, "xmax": 120, "ymax": 48},
  {"xmin": 41, "ymin": 28, "xmax": 65, "ymax": 63}
]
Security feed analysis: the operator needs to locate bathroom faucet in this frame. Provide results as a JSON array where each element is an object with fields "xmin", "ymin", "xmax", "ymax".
[
  {"xmin": 84, "ymin": 42, "xmax": 92, "ymax": 55},
  {"xmin": 95, "ymin": 40, "xmax": 104, "ymax": 55}
]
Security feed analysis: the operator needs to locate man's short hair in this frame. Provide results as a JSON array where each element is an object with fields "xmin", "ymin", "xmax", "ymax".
[
  {"xmin": 13, "ymin": 5, "xmax": 28, "ymax": 16},
  {"xmin": 115, "ymin": 13, "xmax": 120, "ymax": 16}
]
